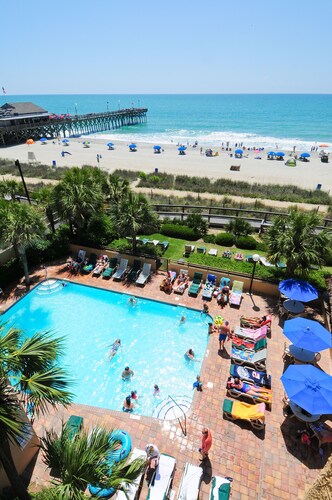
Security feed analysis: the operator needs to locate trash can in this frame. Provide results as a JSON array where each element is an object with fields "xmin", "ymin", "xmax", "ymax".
[
  {"xmin": 154, "ymin": 168, "xmax": 158, "ymax": 173},
  {"xmin": 316, "ymin": 184, "xmax": 322, "ymax": 190},
  {"xmin": 52, "ymin": 160, "xmax": 56, "ymax": 166}
]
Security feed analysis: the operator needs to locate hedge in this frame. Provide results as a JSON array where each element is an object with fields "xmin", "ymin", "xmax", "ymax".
[
  {"xmin": 160, "ymin": 224, "xmax": 198, "ymax": 241},
  {"xmin": 236, "ymin": 236, "xmax": 257, "ymax": 250},
  {"xmin": 215, "ymin": 232, "xmax": 235, "ymax": 247}
]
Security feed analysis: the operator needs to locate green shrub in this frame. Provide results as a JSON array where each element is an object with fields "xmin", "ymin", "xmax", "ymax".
[
  {"xmin": 0, "ymin": 258, "xmax": 23, "ymax": 289},
  {"xmin": 27, "ymin": 226, "xmax": 70, "ymax": 264},
  {"xmin": 186, "ymin": 212, "xmax": 208, "ymax": 236},
  {"xmin": 256, "ymin": 240, "xmax": 268, "ymax": 252},
  {"xmin": 215, "ymin": 232, "xmax": 235, "ymax": 246},
  {"xmin": 109, "ymin": 238, "xmax": 131, "ymax": 253},
  {"xmin": 203, "ymin": 234, "xmax": 216, "ymax": 244},
  {"xmin": 82, "ymin": 213, "xmax": 116, "ymax": 247},
  {"xmin": 160, "ymin": 224, "xmax": 198, "ymax": 241},
  {"xmin": 236, "ymin": 235, "xmax": 257, "ymax": 250},
  {"xmin": 228, "ymin": 219, "xmax": 253, "ymax": 238}
]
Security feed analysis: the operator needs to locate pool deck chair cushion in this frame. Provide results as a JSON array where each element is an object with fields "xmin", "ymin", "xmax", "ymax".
[
  {"xmin": 113, "ymin": 258, "xmax": 128, "ymax": 280},
  {"xmin": 64, "ymin": 415, "xmax": 83, "ymax": 440},
  {"xmin": 188, "ymin": 272, "xmax": 203, "ymax": 296},
  {"xmin": 177, "ymin": 462, "xmax": 202, "ymax": 499},
  {"xmin": 136, "ymin": 263, "xmax": 152, "ymax": 286},
  {"xmin": 229, "ymin": 363, "xmax": 271, "ymax": 388},
  {"xmin": 231, "ymin": 348, "xmax": 267, "ymax": 371},
  {"xmin": 116, "ymin": 448, "xmax": 146, "ymax": 500},
  {"xmin": 209, "ymin": 476, "xmax": 232, "ymax": 500},
  {"xmin": 233, "ymin": 325, "xmax": 268, "ymax": 342},
  {"xmin": 126, "ymin": 260, "xmax": 142, "ymax": 282},
  {"xmin": 229, "ymin": 280, "xmax": 244, "ymax": 307},
  {"xmin": 184, "ymin": 244, "xmax": 195, "ymax": 257},
  {"xmin": 223, "ymin": 398, "xmax": 266, "ymax": 430},
  {"xmin": 147, "ymin": 453, "xmax": 176, "ymax": 500},
  {"xmin": 102, "ymin": 257, "xmax": 118, "ymax": 279},
  {"xmin": 82, "ymin": 253, "xmax": 97, "ymax": 273},
  {"xmin": 208, "ymin": 248, "xmax": 218, "ymax": 256}
]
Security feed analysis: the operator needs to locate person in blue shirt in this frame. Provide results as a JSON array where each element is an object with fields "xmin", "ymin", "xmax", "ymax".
[{"xmin": 193, "ymin": 375, "xmax": 203, "ymax": 392}]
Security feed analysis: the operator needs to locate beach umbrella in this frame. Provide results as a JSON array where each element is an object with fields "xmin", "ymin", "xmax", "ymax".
[
  {"xmin": 83, "ymin": 141, "xmax": 90, "ymax": 146},
  {"xmin": 26, "ymin": 139, "xmax": 34, "ymax": 145},
  {"xmin": 275, "ymin": 151, "xmax": 285, "ymax": 156},
  {"xmin": 153, "ymin": 145, "xmax": 161, "ymax": 150},
  {"xmin": 178, "ymin": 146, "xmax": 187, "ymax": 151},
  {"xmin": 40, "ymin": 137, "xmax": 47, "ymax": 142},
  {"xmin": 267, "ymin": 151, "xmax": 275, "ymax": 156},
  {"xmin": 235, "ymin": 149, "xmax": 243, "ymax": 154},
  {"xmin": 62, "ymin": 139, "xmax": 69, "ymax": 143},
  {"xmin": 319, "ymin": 144, "xmax": 329, "ymax": 148},
  {"xmin": 283, "ymin": 317, "xmax": 331, "ymax": 352},
  {"xmin": 281, "ymin": 364, "xmax": 332, "ymax": 415},
  {"xmin": 107, "ymin": 142, "xmax": 114, "ymax": 147},
  {"xmin": 129, "ymin": 143, "xmax": 137, "ymax": 149},
  {"xmin": 300, "ymin": 152, "xmax": 310, "ymax": 158},
  {"xmin": 279, "ymin": 279, "xmax": 318, "ymax": 302}
]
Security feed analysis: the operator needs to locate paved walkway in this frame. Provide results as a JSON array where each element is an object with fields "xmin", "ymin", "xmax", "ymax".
[{"xmin": 2, "ymin": 261, "xmax": 331, "ymax": 499}]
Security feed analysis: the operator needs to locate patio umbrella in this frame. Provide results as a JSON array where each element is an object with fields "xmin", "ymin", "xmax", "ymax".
[
  {"xmin": 129, "ymin": 143, "xmax": 137, "ymax": 149},
  {"xmin": 153, "ymin": 145, "xmax": 161, "ymax": 150},
  {"xmin": 62, "ymin": 139, "xmax": 69, "ymax": 143},
  {"xmin": 267, "ymin": 152, "xmax": 275, "ymax": 156},
  {"xmin": 178, "ymin": 146, "xmax": 187, "ymax": 151},
  {"xmin": 107, "ymin": 142, "xmax": 114, "ymax": 147},
  {"xmin": 279, "ymin": 279, "xmax": 318, "ymax": 302},
  {"xmin": 281, "ymin": 364, "xmax": 332, "ymax": 415},
  {"xmin": 275, "ymin": 151, "xmax": 285, "ymax": 156},
  {"xmin": 235, "ymin": 149, "xmax": 243, "ymax": 154},
  {"xmin": 83, "ymin": 141, "xmax": 90, "ymax": 146},
  {"xmin": 40, "ymin": 137, "xmax": 47, "ymax": 142},
  {"xmin": 283, "ymin": 317, "xmax": 331, "ymax": 352},
  {"xmin": 300, "ymin": 152, "xmax": 310, "ymax": 158},
  {"xmin": 26, "ymin": 139, "xmax": 34, "ymax": 145}
]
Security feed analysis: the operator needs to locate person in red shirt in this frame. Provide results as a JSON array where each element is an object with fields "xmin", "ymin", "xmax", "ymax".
[{"xmin": 199, "ymin": 427, "xmax": 212, "ymax": 460}]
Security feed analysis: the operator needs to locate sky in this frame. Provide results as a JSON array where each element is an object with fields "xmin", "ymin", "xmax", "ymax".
[{"xmin": 2, "ymin": 0, "xmax": 332, "ymax": 94}]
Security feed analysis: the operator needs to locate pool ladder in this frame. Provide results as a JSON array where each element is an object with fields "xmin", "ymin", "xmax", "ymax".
[
  {"xmin": 153, "ymin": 394, "xmax": 191, "ymax": 436},
  {"xmin": 36, "ymin": 279, "xmax": 63, "ymax": 295}
]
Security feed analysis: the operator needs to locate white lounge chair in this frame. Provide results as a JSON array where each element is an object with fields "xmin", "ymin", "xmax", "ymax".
[
  {"xmin": 113, "ymin": 259, "xmax": 128, "ymax": 280},
  {"xmin": 177, "ymin": 463, "xmax": 202, "ymax": 499},
  {"xmin": 136, "ymin": 263, "xmax": 152, "ymax": 286},
  {"xmin": 229, "ymin": 280, "xmax": 244, "ymax": 307},
  {"xmin": 115, "ymin": 448, "xmax": 146, "ymax": 500},
  {"xmin": 147, "ymin": 453, "xmax": 176, "ymax": 500},
  {"xmin": 209, "ymin": 476, "xmax": 232, "ymax": 499},
  {"xmin": 260, "ymin": 256, "xmax": 275, "ymax": 267},
  {"xmin": 208, "ymin": 248, "xmax": 218, "ymax": 256}
]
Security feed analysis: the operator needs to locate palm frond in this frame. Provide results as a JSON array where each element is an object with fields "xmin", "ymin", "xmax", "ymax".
[{"xmin": 0, "ymin": 378, "xmax": 25, "ymax": 444}]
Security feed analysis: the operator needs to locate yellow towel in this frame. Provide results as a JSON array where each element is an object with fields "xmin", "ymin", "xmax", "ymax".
[{"xmin": 231, "ymin": 401, "xmax": 266, "ymax": 421}]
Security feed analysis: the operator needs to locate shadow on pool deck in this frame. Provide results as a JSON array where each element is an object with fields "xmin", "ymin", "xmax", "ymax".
[{"xmin": 2, "ymin": 260, "xmax": 331, "ymax": 499}]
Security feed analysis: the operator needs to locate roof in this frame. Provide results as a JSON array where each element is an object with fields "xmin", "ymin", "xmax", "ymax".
[{"xmin": 0, "ymin": 102, "xmax": 48, "ymax": 116}]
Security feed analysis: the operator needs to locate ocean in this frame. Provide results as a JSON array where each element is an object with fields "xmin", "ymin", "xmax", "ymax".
[{"xmin": 2, "ymin": 94, "xmax": 332, "ymax": 150}]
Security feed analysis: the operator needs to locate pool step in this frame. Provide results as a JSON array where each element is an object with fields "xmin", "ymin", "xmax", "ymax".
[
  {"xmin": 36, "ymin": 279, "xmax": 63, "ymax": 295},
  {"xmin": 153, "ymin": 395, "xmax": 191, "ymax": 420}
]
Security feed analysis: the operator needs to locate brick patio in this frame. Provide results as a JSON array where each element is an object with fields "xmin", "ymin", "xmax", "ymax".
[{"xmin": 1, "ymin": 261, "xmax": 331, "ymax": 499}]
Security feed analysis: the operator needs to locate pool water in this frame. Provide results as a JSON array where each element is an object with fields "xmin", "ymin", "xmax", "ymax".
[{"xmin": 2, "ymin": 281, "xmax": 209, "ymax": 417}]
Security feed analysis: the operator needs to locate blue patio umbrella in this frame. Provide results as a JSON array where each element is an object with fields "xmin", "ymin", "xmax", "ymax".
[
  {"xmin": 107, "ymin": 142, "xmax": 114, "ymax": 147},
  {"xmin": 281, "ymin": 364, "xmax": 332, "ymax": 414},
  {"xmin": 129, "ymin": 143, "xmax": 137, "ymax": 149},
  {"xmin": 300, "ymin": 152, "xmax": 311, "ymax": 158},
  {"xmin": 267, "ymin": 151, "xmax": 275, "ymax": 156},
  {"xmin": 283, "ymin": 317, "xmax": 331, "ymax": 352},
  {"xmin": 62, "ymin": 139, "xmax": 69, "ymax": 143},
  {"xmin": 40, "ymin": 137, "xmax": 47, "ymax": 142},
  {"xmin": 178, "ymin": 146, "xmax": 187, "ymax": 151},
  {"xmin": 154, "ymin": 145, "xmax": 161, "ymax": 150},
  {"xmin": 279, "ymin": 279, "xmax": 318, "ymax": 302},
  {"xmin": 235, "ymin": 149, "xmax": 243, "ymax": 154},
  {"xmin": 275, "ymin": 151, "xmax": 285, "ymax": 156}
]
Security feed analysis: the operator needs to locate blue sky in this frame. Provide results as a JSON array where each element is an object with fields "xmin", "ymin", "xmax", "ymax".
[{"xmin": 2, "ymin": 0, "xmax": 332, "ymax": 94}]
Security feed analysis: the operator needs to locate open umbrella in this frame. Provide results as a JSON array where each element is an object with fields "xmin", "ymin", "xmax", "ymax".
[
  {"xmin": 153, "ymin": 145, "xmax": 161, "ymax": 150},
  {"xmin": 279, "ymin": 279, "xmax": 318, "ymax": 302},
  {"xmin": 267, "ymin": 152, "xmax": 275, "ymax": 156},
  {"xmin": 281, "ymin": 364, "xmax": 332, "ymax": 414},
  {"xmin": 129, "ymin": 143, "xmax": 137, "ymax": 149},
  {"xmin": 275, "ymin": 151, "xmax": 285, "ymax": 157},
  {"xmin": 107, "ymin": 142, "xmax": 114, "ymax": 147},
  {"xmin": 235, "ymin": 149, "xmax": 243, "ymax": 154},
  {"xmin": 26, "ymin": 139, "xmax": 34, "ymax": 145},
  {"xmin": 178, "ymin": 146, "xmax": 187, "ymax": 151},
  {"xmin": 319, "ymin": 144, "xmax": 329, "ymax": 148},
  {"xmin": 40, "ymin": 137, "xmax": 47, "ymax": 142},
  {"xmin": 83, "ymin": 141, "xmax": 90, "ymax": 147},
  {"xmin": 300, "ymin": 152, "xmax": 310, "ymax": 158},
  {"xmin": 283, "ymin": 317, "xmax": 331, "ymax": 352},
  {"xmin": 62, "ymin": 139, "xmax": 69, "ymax": 143}
]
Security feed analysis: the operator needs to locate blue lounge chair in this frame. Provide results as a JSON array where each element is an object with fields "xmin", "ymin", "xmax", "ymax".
[
  {"xmin": 102, "ymin": 257, "xmax": 118, "ymax": 279},
  {"xmin": 202, "ymin": 274, "xmax": 217, "ymax": 300},
  {"xmin": 188, "ymin": 272, "xmax": 203, "ymax": 296},
  {"xmin": 82, "ymin": 253, "xmax": 97, "ymax": 273}
]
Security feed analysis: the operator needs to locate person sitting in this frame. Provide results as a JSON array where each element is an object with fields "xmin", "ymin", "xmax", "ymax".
[
  {"xmin": 109, "ymin": 339, "xmax": 121, "ymax": 360},
  {"xmin": 173, "ymin": 273, "xmax": 189, "ymax": 293},
  {"xmin": 217, "ymin": 292, "xmax": 228, "ymax": 308},
  {"xmin": 230, "ymin": 377, "xmax": 270, "ymax": 401},
  {"xmin": 160, "ymin": 275, "xmax": 172, "ymax": 293},
  {"xmin": 193, "ymin": 375, "xmax": 203, "ymax": 392},
  {"xmin": 122, "ymin": 366, "xmax": 134, "ymax": 380},
  {"xmin": 122, "ymin": 395, "xmax": 134, "ymax": 413},
  {"xmin": 201, "ymin": 303, "xmax": 209, "ymax": 314}
]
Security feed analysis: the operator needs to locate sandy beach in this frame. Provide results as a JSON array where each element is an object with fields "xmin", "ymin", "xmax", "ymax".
[{"xmin": 1, "ymin": 138, "xmax": 331, "ymax": 192}]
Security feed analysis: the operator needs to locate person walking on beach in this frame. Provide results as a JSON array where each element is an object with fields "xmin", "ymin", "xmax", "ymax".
[{"xmin": 199, "ymin": 427, "xmax": 212, "ymax": 460}]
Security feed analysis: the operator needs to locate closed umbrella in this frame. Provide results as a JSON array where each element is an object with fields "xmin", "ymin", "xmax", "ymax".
[
  {"xmin": 281, "ymin": 365, "xmax": 332, "ymax": 415},
  {"xmin": 283, "ymin": 317, "xmax": 331, "ymax": 352},
  {"xmin": 279, "ymin": 279, "xmax": 318, "ymax": 302},
  {"xmin": 300, "ymin": 152, "xmax": 310, "ymax": 158}
]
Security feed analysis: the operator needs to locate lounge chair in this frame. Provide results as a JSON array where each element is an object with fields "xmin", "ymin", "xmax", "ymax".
[
  {"xmin": 136, "ymin": 263, "xmax": 152, "ymax": 286},
  {"xmin": 197, "ymin": 246, "xmax": 206, "ymax": 254},
  {"xmin": 234, "ymin": 253, "xmax": 244, "ymax": 261},
  {"xmin": 148, "ymin": 239, "xmax": 160, "ymax": 246},
  {"xmin": 173, "ymin": 269, "xmax": 189, "ymax": 295},
  {"xmin": 64, "ymin": 415, "xmax": 83, "ymax": 440},
  {"xmin": 260, "ymin": 256, "xmax": 275, "ymax": 267},
  {"xmin": 126, "ymin": 260, "xmax": 142, "ymax": 283},
  {"xmin": 233, "ymin": 325, "xmax": 268, "ymax": 342},
  {"xmin": 209, "ymin": 476, "xmax": 232, "ymax": 500},
  {"xmin": 82, "ymin": 253, "xmax": 97, "ymax": 273},
  {"xmin": 184, "ymin": 245, "xmax": 195, "ymax": 257},
  {"xmin": 202, "ymin": 274, "xmax": 217, "ymax": 301},
  {"xmin": 229, "ymin": 281, "xmax": 244, "ymax": 307},
  {"xmin": 92, "ymin": 256, "xmax": 108, "ymax": 277},
  {"xmin": 240, "ymin": 315, "xmax": 272, "ymax": 331},
  {"xmin": 226, "ymin": 377, "xmax": 272, "ymax": 409},
  {"xmin": 116, "ymin": 448, "xmax": 146, "ymax": 500},
  {"xmin": 102, "ymin": 257, "xmax": 118, "ymax": 279},
  {"xmin": 229, "ymin": 363, "xmax": 271, "ymax": 388},
  {"xmin": 232, "ymin": 337, "xmax": 267, "ymax": 352},
  {"xmin": 188, "ymin": 272, "xmax": 203, "ymax": 296},
  {"xmin": 177, "ymin": 462, "xmax": 202, "ymax": 499},
  {"xmin": 222, "ymin": 250, "xmax": 232, "ymax": 259},
  {"xmin": 223, "ymin": 398, "xmax": 266, "ymax": 430},
  {"xmin": 220, "ymin": 277, "xmax": 231, "ymax": 288},
  {"xmin": 157, "ymin": 241, "xmax": 169, "ymax": 252},
  {"xmin": 146, "ymin": 453, "xmax": 176, "ymax": 500},
  {"xmin": 208, "ymin": 248, "xmax": 218, "ymax": 256},
  {"xmin": 231, "ymin": 348, "xmax": 267, "ymax": 371},
  {"xmin": 113, "ymin": 258, "xmax": 129, "ymax": 280}
]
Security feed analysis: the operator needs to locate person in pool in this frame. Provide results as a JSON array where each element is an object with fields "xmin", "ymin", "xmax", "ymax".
[
  {"xmin": 231, "ymin": 377, "xmax": 270, "ymax": 400},
  {"xmin": 122, "ymin": 366, "xmax": 134, "ymax": 380},
  {"xmin": 128, "ymin": 297, "xmax": 137, "ymax": 306},
  {"xmin": 179, "ymin": 315, "xmax": 186, "ymax": 324},
  {"xmin": 109, "ymin": 339, "xmax": 121, "ymax": 360},
  {"xmin": 185, "ymin": 349, "xmax": 199, "ymax": 362},
  {"xmin": 153, "ymin": 384, "xmax": 160, "ymax": 396},
  {"xmin": 122, "ymin": 395, "xmax": 135, "ymax": 413},
  {"xmin": 131, "ymin": 390, "xmax": 138, "ymax": 400}
]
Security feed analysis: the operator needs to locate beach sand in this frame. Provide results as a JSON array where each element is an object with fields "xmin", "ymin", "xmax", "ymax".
[{"xmin": 1, "ymin": 138, "xmax": 331, "ymax": 192}]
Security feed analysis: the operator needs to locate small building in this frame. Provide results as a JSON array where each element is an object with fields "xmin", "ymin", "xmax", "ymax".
[{"xmin": 0, "ymin": 102, "xmax": 49, "ymax": 128}]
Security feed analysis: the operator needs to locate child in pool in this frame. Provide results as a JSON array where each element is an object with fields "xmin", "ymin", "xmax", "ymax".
[{"xmin": 153, "ymin": 384, "xmax": 160, "ymax": 396}]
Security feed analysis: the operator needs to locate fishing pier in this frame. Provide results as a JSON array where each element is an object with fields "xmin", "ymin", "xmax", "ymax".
[{"xmin": 0, "ymin": 102, "xmax": 148, "ymax": 145}]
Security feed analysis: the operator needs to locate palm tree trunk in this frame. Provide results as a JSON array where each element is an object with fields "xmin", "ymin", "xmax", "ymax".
[
  {"xmin": 18, "ymin": 245, "xmax": 30, "ymax": 286},
  {"xmin": 132, "ymin": 234, "xmax": 137, "ymax": 254},
  {"xmin": 1, "ymin": 437, "xmax": 31, "ymax": 500},
  {"xmin": 46, "ymin": 207, "xmax": 55, "ymax": 234}
]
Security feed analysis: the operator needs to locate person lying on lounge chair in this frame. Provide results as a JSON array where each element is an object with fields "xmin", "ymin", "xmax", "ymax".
[
  {"xmin": 231, "ymin": 377, "xmax": 270, "ymax": 401},
  {"xmin": 173, "ymin": 272, "xmax": 189, "ymax": 293}
]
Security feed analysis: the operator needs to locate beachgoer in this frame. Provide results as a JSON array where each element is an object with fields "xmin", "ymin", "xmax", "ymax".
[
  {"xmin": 185, "ymin": 348, "xmax": 196, "ymax": 361},
  {"xmin": 153, "ymin": 384, "xmax": 160, "ymax": 396},
  {"xmin": 109, "ymin": 339, "xmax": 121, "ymax": 360},
  {"xmin": 231, "ymin": 377, "xmax": 270, "ymax": 401},
  {"xmin": 180, "ymin": 315, "xmax": 186, "ymax": 324},
  {"xmin": 193, "ymin": 375, "xmax": 203, "ymax": 392},
  {"xmin": 128, "ymin": 297, "xmax": 137, "ymax": 305},
  {"xmin": 131, "ymin": 390, "xmax": 138, "ymax": 400},
  {"xmin": 199, "ymin": 427, "xmax": 212, "ymax": 460},
  {"xmin": 202, "ymin": 303, "xmax": 209, "ymax": 315},
  {"xmin": 218, "ymin": 321, "xmax": 231, "ymax": 351},
  {"xmin": 145, "ymin": 443, "xmax": 160, "ymax": 482},
  {"xmin": 122, "ymin": 395, "xmax": 134, "ymax": 413},
  {"xmin": 122, "ymin": 366, "xmax": 134, "ymax": 380}
]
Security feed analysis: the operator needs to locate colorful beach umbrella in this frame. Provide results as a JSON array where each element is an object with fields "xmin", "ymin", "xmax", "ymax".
[
  {"xmin": 283, "ymin": 317, "xmax": 331, "ymax": 352},
  {"xmin": 281, "ymin": 365, "xmax": 332, "ymax": 415},
  {"xmin": 279, "ymin": 279, "xmax": 318, "ymax": 302},
  {"xmin": 300, "ymin": 152, "xmax": 310, "ymax": 158},
  {"xmin": 83, "ymin": 141, "xmax": 90, "ymax": 145},
  {"xmin": 26, "ymin": 139, "xmax": 34, "ymax": 145}
]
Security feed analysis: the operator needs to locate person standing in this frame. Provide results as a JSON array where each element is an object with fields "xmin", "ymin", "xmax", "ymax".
[
  {"xmin": 218, "ymin": 320, "xmax": 231, "ymax": 351},
  {"xmin": 199, "ymin": 427, "xmax": 212, "ymax": 460}
]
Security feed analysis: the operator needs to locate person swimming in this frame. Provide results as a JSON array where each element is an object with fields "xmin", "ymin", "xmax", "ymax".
[
  {"xmin": 122, "ymin": 366, "xmax": 134, "ymax": 380},
  {"xmin": 122, "ymin": 395, "xmax": 134, "ymax": 413},
  {"xmin": 109, "ymin": 339, "xmax": 121, "ymax": 360},
  {"xmin": 179, "ymin": 315, "xmax": 186, "ymax": 324},
  {"xmin": 153, "ymin": 384, "xmax": 160, "ymax": 396},
  {"xmin": 185, "ymin": 348, "xmax": 199, "ymax": 362},
  {"xmin": 128, "ymin": 297, "xmax": 137, "ymax": 305}
]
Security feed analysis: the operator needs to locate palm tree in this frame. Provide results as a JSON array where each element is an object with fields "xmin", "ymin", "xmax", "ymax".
[
  {"xmin": 0, "ymin": 324, "xmax": 73, "ymax": 499},
  {"xmin": 33, "ymin": 185, "xmax": 56, "ymax": 234},
  {"xmin": 0, "ymin": 179, "xmax": 23, "ymax": 201},
  {"xmin": 109, "ymin": 192, "xmax": 159, "ymax": 253},
  {"xmin": 53, "ymin": 167, "xmax": 104, "ymax": 237},
  {"xmin": 39, "ymin": 425, "xmax": 146, "ymax": 499},
  {"xmin": 105, "ymin": 174, "xmax": 130, "ymax": 205},
  {"xmin": 0, "ymin": 200, "xmax": 46, "ymax": 285},
  {"xmin": 265, "ymin": 209, "xmax": 331, "ymax": 277}
]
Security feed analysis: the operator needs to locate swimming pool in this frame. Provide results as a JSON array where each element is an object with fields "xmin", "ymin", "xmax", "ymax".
[{"xmin": 2, "ymin": 280, "xmax": 209, "ymax": 417}]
